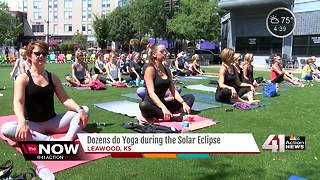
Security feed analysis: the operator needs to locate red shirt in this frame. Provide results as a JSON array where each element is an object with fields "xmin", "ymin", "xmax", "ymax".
[{"xmin": 270, "ymin": 63, "xmax": 282, "ymax": 81}]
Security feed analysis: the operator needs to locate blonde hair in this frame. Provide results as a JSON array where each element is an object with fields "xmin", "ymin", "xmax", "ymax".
[
  {"xmin": 19, "ymin": 47, "xmax": 26, "ymax": 60},
  {"xmin": 149, "ymin": 44, "xmax": 164, "ymax": 65},
  {"xmin": 221, "ymin": 48, "xmax": 235, "ymax": 64},
  {"xmin": 243, "ymin": 53, "xmax": 253, "ymax": 64},
  {"xmin": 191, "ymin": 54, "xmax": 199, "ymax": 62},
  {"xmin": 233, "ymin": 53, "xmax": 241, "ymax": 64}
]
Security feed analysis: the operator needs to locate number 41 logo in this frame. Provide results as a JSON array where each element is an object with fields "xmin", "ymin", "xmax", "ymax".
[{"xmin": 262, "ymin": 134, "xmax": 285, "ymax": 152}]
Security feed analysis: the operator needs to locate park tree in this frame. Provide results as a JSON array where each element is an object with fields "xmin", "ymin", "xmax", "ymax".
[
  {"xmin": 0, "ymin": 2, "xmax": 22, "ymax": 45},
  {"xmin": 129, "ymin": 0, "xmax": 167, "ymax": 40},
  {"xmin": 58, "ymin": 32, "xmax": 87, "ymax": 52},
  {"xmin": 93, "ymin": 14, "xmax": 111, "ymax": 48},
  {"xmin": 168, "ymin": 0, "xmax": 221, "ymax": 43},
  {"xmin": 107, "ymin": 6, "xmax": 137, "ymax": 48}
]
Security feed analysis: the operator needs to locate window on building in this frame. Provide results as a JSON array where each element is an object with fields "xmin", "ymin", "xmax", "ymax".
[
  {"xmin": 33, "ymin": 12, "xmax": 42, "ymax": 20},
  {"xmin": 293, "ymin": 35, "xmax": 320, "ymax": 56},
  {"xmin": 82, "ymin": 25, "xmax": 86, "ymax": 32},
  {"xmin": 49, "ymin": 12, "xmax": 53, "ymax": 21},
  {"xmin": 32, "ymin": 25, "xmax": 44, "ymax": 32},
  {"xmin": 107, "ymin": 4, "xmax": 110, "ymax": 8},
  {"xmin": 64, "ymin": 24, "xmax": 72, "ymax": 32},
  {"xmin": 53, "ymin": 24, "xmax": 58, "ymax": 34},
  {"xmin": 64, "ymin": 11, "xmax": 72, "ymax": 19},
  {"xmin": 88, "ymin": 24, "xmax": 92, "ymax": 34},
  {"xmin": 236, "ymin": 36, "xmax": 281, "ymax": 55},
  {"xmin": 33, "ymin": 1, "xmax": 42, "ymax": 9},
  {"xmin": 64, "ymin": 0, "xmax": 72, "ymax": 8}
]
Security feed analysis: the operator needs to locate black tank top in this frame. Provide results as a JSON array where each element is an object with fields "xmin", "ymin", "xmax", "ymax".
[
  {"xmin": 219, "ymin": 66, "xmax": 238, "ymax": 89},
  {"xmin": 234, "ymin": 65, "xmax": 243, "ymax": 82},
  {"xmin": 246, "ymin": 64, "xmax": 254, "ymax": 82},
  {"xmin": 145, "ymin": 64, "xmax": 171, "ymax": 103},
  {"xmin": 25, "ymin": 70, "xmax": 56, "ymax": 122},
  {"xmin": 177, "ymin": 59, "xmax": 185, "ymax": 69}
]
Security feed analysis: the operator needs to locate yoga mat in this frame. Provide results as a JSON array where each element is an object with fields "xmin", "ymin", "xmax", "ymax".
[
  {"xmin": 121, "ymin": 93, "xmax": 141, "ymax": 100},
  {"xmin": 202, "ymin": 74, "xmax": 219, "ymax": 78},
  {"xmin": 0, "ymin": 115, "xmax": 110, "ymax": 173},
  {"xmin": 94, "ymin": 100, "xmax": 140, "ymax": 117},
  {"xmin": 177, "ymin": 76, "xmax": 208, "ymax": 82},
  {"xmin": 73, "ymin": 86, "xmax": 91, "ymax": 90},
  {"xmin": 182, "ymin": 92, "xmax": 214, "ymax": 102},
  {"xmin": 185, "ymin": 84, "xmax": 217, "ymax": 92},
  {"xmin": 192, "ymin": 101, "xmax": 221, "ymax": 111},
  {"xmin": 62, "ymin": 82, "xmax": 91, "ymax": 90},
  {"xmin": 137, "ymin": 114, "xmax": 219, "ymax": 131}
]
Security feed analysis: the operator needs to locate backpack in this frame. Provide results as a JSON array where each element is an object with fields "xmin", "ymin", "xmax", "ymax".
[
  {"xmin": 89, "ymin": 79, "xmax": 107, "ymax": 90},
  {"xmin": 263, "ymin": 83, "xmax": 277, "ymax": 97}
]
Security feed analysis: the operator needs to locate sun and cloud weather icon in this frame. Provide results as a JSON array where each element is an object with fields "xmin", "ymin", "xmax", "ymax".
[{"xmin": 269, "ymin": 15, "xmax": 279, "ymax": 24}]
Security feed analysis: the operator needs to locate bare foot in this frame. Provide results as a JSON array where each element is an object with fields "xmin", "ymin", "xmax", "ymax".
[{"xmin": 249, "ymin": 100, "xmax": 260, "ymax": 105}]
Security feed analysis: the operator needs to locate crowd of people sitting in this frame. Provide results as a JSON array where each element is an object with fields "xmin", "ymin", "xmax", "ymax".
[{"xmin": 4, "ymin": 40, "xmax": 318, "ymax": 143}]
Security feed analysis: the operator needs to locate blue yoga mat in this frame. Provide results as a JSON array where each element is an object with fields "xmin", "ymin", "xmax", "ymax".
[
  {"xmin": 177, "ymin": 76, "xmax": 208, "ymax": 82},
  {"xmin": 185, "ymin": 84, "xmax": 217, "ymax": 92},
  {"xmin": 121, "ymin": 93, "xmax": 141, "ymax": 100},
  {"xmin": 94, "ymin": 100, "xmax": 140, "ymax": 117},
  {"xmin": 192, "ymin": 101, "xmax": 221, "ymax": 111}
]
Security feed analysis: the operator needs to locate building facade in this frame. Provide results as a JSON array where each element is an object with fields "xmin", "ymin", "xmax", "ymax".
[
  {"xmin": 16, "ymin": 0, "xmax": 120, "ymax": 45},
  {"xmin": 219, "ymin": 0, "xmax": 320, "ymax": 58}
]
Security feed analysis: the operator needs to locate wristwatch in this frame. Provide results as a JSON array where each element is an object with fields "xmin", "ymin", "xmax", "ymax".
[{"xmin": 76, "ymin": 106, "xmax": 84, "ymax": 113}]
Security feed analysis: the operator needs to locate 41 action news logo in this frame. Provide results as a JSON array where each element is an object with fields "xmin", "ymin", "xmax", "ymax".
[
  {"xmin": 262, "ymin": 134, "xmax": 305, "ymax": 152},
  {"xmin": 18, "ymin": 141, "xmax": 81, "ymax": 160}
]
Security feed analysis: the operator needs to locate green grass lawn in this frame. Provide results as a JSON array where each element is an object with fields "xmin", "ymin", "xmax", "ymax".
[{"xmin": 0, "ymin": 64, "xmax": 319, "ymax": 180}]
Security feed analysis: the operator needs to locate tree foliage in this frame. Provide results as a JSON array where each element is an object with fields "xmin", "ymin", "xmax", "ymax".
[
  {"xmin": 0, "ymin": 2, "xmax": 23, "ymax": 45},
  {"xmin": 58, "ymin": 32, "xmax": 87, "ymax": 52},
  {"xmin": 108, "ymin": 6, "xmax": 136, "ymax": 45},
  {"xmin": 168, "ymin": 0, "xmax": 221, "ymax": 42},
  {"xmin": 129, "ymin": 0, "xmax": 167, "ymax": 39},
  {"xmin": 92, "ymin": 0, "xmax": 221, "ymax": 49},
  {"xmin": 93, "ymin": 14, "xmax": 111, "ymax": 48}
]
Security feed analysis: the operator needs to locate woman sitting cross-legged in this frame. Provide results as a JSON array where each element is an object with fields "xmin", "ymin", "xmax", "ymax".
[
  {"xmin": 66, "ymin": 50, "xmax": 98, "ymax": 87},
  {"xmin": 242, "ymin": 53, "xmax": 263, "ymax": 87},
  {"xmin": 139, "ymin": 44, "xmax": 195, "ymax": 121},
  {"xmin": 301, "ymin": 57, "xmax": 319, "ymax": 81},
  {"xmin": 1, "ymin": 41, "xmax": 89, "ymax": 142},
  {"xmin": 105, "ymin": 52, "xmax": 123, "ymax": 84},
  {"xmin": 215, "ymin": 48, "xmax": 259, "ymax": 104},
  {"xmin": 189, "ymin": 54, "xmax": 204, "ymax": 76}
]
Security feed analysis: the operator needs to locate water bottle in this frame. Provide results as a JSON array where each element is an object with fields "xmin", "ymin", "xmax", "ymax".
[
  {"xmin": 36, "ymin": 166, "xmax": 55, "ymax": 180},
  {"xmin": 181, "ymin": 121, "xmax": 190, "ymax": 133}
]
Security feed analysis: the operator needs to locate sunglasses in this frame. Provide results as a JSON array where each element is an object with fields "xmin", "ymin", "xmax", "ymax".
[
  {"xmin": 159, "ymin": 49, "xmax": 168, "ymax": 54},
  {"xmin": 33, "ymin": 51, "xmax": 48, "ymax": 57}
]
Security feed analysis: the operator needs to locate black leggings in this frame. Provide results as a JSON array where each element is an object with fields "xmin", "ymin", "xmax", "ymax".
[
  {"xmin": 215, "ymin": 87, "xmax": 251, "ymax": 103},
  {"xmin": 139, "ymin": 94, "xmax": 195, "ymax": 119},
  {"xmin": 271, "ymin": 73, "xmax": 284, "ymax": 83}
]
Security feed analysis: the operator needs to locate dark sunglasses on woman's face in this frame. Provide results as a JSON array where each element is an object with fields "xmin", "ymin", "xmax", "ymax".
[
  {"xmin": 33, "ymin": 51, "xmax": 48, "ymax": 57},
  {"xmin": 159, "ymin": 49, "xmax": 168, "ymax": 54}
]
